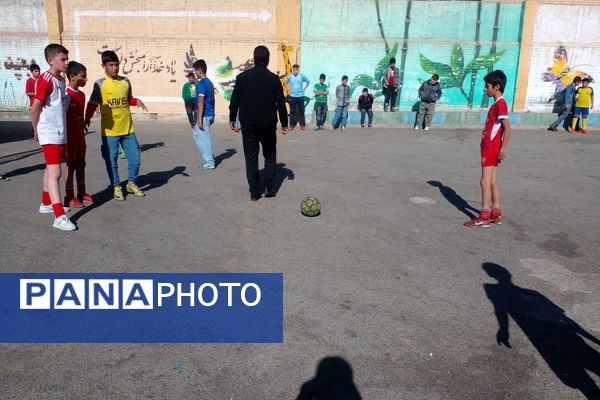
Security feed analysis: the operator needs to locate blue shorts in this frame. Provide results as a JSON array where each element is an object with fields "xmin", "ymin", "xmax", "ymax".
[{"xmin": 573, "ymin": 107, "xmax": 589, "ymax": 117}]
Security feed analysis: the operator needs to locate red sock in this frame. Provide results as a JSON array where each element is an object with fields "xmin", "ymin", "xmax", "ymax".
[
  {"xmin": 42, "ymin": 191, "xmax": 51, "ymax": 206},
  {"xmin": 52, "ymin": 203, "xmax": 65, "ymax": 218},
  {"xmin": 480, "ymin": 209, "xmax": 491, "ymax": 220},
  {"xmin": 491, "ymin": 207, "xmax": 502, "ymax": 218}
]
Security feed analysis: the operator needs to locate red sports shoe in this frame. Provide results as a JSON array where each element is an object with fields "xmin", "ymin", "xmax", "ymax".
[
  {"xmin": 67, "ymin": 197, "xmax": 85, "ymax": 208},
  {"xmin": 568, "ymin": 127, "xmax": 575, "ymax": 134},
  {"xmin": 300, "ymin": 124, "xmax": 306, "ymax": 131},
  {"xmin": 464, "ymin": 216, "xmax": 491, "ymax": 228},
  {"xmin": 80, "ymin": 193, "xmax": 94, "ymax": 204},
  {"xmin": 582, "ymin": 128, "xmax": 589, "ymax": 134}
]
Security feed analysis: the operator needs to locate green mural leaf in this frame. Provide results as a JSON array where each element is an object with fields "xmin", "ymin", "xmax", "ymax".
[
  {"xmin": 419, "ymin": 54, "xmax": 454, "ymax": 79},
  {"xmin": 214, "ymin": 57, "xmax": 233, "ymax": 76},
  {"xmin": 464, "ymin": 50, "xmax": 505, "ymax": 71},
  {"xmin": 374, "ymin": 42, "xmax": 399, "ymax": 83},
  {"xmin": 350, "ymin": 74, "xmax": 381, "ymax": 95},
  {"xmin": 450, "ymin": 44, "xmax": 464, "ymax": 76},
  {"xmin": 223, "ymin": 88, "xmax": 233, "ymax": 102}
]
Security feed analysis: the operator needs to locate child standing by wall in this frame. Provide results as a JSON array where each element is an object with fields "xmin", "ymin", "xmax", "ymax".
[
  {"xmin": 570, "ymin": 78, "xmax": 594, "ymax": 134},
  {"xmin": 64, "ymin": 61, "xmax": 93, "ymax": 208},
  {"xmin": 85, "ymin": 50, "xmax": 148, "ymax": 201},
  {"xmin": 464, "ymin": 70, "xmax": 512, "ymax": 228},
  {"xmin": 313, "ymin": 73, "xmax": 328, "ymax": 131},
  {"xmin": 358, "ymin": 88, "xmax": 374, "ymax": 128},
  {"xmin": 182, "ymin": 72, "xmax": 197, "ymax": 128},
  {"xmin": 331, "ymin": 76, "xmax": 350, "ymax": 132},
  {"xmin": 30, "ymin": 44, "xmax": 76, "ymax": 231}
]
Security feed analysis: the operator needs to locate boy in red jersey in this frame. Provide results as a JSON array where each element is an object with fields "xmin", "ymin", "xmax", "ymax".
[
  {"xmin": 30, "ymin": 44, "xmax": 76, "ymax": 231},
  {"xmin": 464, "ymin": 70, "xmax": 512, "ymax": 228},
  {"xmin": 64, "ymin": 61, "xmax": 93, "ymax": 208},
  {"xmin": 25, "ymin": 63, "xmax": 41, "ymax": 108}
]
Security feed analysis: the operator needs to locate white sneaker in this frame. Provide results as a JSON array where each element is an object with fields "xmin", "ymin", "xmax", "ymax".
[
  {"xmin": 53, "ymin": 215, "xmax": 76, "ymax": 231},
  {"xmin": 341, "ymin": 126, "xmax": 346, "ymax": 132},
  {"xmin": 414, "ymin": 126, "xmax": 420, "ymax": 130},
  {"xmin": 424, "ymin": 126, "xmax": 430, "ymax": 131},
  {"xmin": 39, "ymin": 204, "xmax": 71, "ymax": 214}
]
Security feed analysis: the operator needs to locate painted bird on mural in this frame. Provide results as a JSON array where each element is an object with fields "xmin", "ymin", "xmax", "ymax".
[
  {"xmin": 543, "ymin": 46, "xmax": 593, "ymax": 93},
  {"xmin": 184, "ymin": 45, "xmax": 253, "ymax": 101}
]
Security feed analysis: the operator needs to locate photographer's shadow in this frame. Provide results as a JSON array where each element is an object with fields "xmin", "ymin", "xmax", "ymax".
[
  {"xmin": 483, "ymin": 262, "xmax": 600, "ymax": 400},
  {"xmin": 296, "ymin": 356, "xmax": 362, "ymax": 400}
]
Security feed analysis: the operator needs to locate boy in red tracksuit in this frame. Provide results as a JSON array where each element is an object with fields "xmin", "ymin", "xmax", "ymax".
[{"xmin": 64, "ymin": 61, "xmax": 93, "ymax": 208}]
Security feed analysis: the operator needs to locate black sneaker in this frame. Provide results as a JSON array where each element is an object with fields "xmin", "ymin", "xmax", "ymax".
[
  {"xmin": 547, "ymin": 126, "xmax": 558, "ymax": 131},
  {"xmin": 265, "ymin": 189, "xmax": 277, "ymax": 198},
  {"xmin": 250, "ymin": 194, "xmax": 262, "ymax": 201}
]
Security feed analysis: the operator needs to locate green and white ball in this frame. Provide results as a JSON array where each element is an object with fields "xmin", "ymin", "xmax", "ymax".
[{"xmin": 301, "ymin": 196, "xmax": 321, "ymax": 217}]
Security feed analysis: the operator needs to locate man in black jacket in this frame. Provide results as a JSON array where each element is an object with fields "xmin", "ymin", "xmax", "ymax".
[{"xmin": 229, "ymin": 46, "xmax": 288, "ymax": 201}]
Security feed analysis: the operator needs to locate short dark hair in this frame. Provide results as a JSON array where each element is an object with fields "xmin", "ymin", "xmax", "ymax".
[
  {"xmin": 292, "ymin": 64, "xmax": 300, "ymax": 69},
  {"xmin": 193, "ymin": 59, "xmax": 207, "ymax": 73},
  {"xmin": 67, "ymin": 61, "xmax": 86, "ymax": 77},
  {"xmin": 432, "ymin": 74, "xmax": 440, "ymax": 80},
  {"xmin": 341, "ymin": 75, "xmax": 348, "ymax": 81},
  {"xmin": 573, "ymin": 76, "xmax": 582, "ymax": 83},
  {"xmin": 582, "ymin": 77, "xmax": 591, "ymax": 84},
  {"xmin": 319, "ymin": 73, "xmax": 326, "ymax": 80},
  {"xmin": 101, "ymin": 50, "xmax": 119, "ymax": 64},
  {"xmin": 362, "ymin": 88, "xmax": 368, "ymax": 92},
  {"xmin": 186, "ymin": 72, "xmax": 195, "ymax": 78},
  {"xmin": 29, "ymin": 63, "xmax": 40, "ymax": 72},
  {"xmin": 44, "ymin": 44, "xmax": 68, "ymax": 61},
  {"xmin": 253, "ymin": 46, "xmax": 270, "ymax": 66},
  {"xmin": 484, "ymin": 70, "xmax": 507, "ymax": 93},
  {"xmin": 389, "ymin": 57, "xmax": 396, "ymax": 64}
]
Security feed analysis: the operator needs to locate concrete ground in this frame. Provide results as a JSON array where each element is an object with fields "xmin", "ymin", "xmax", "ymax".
[{"xmin": 0, "ymin": 120, "xmax": 599, "ymax": 400}]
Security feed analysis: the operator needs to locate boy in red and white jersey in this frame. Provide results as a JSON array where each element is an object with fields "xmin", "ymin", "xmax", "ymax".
[
  {"xmin": 64, "ymin": 61, "xmax": 93, "ymax": 208},
  {"xmin": 30, "ymin": 44, "xmax": 76, "ymax": 231},
  {"xmin": 464, "ymin": 70, "xmax": 512, "ymax": 228}
]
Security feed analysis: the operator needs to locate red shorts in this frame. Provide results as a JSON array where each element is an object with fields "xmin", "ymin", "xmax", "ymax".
[
  {"xmin": 42, "ymin": 144, "xmax": 66, "ymax": 165},
  {"xmin": 481, "ymin": 146, "xmax": 501, "ymax": 167}
]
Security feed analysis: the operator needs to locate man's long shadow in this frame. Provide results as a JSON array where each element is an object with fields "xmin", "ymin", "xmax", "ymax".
[
  {"xmin": 483, "ymin": 262, "xmax": 600, "ymax": 399},
  {"xmin": 428, "ymin": 180, "xmax": 479, "ymax": 219},
  {"xmin": 262, "ymin": 163, "xmax": 294, "ymax": 193},
  {"xmin": 71, "ymin": 166, "xmax": 189, "ymax": 223},
  {"xmin": 214, "ymin": 148, "xmax": 236, "ymax": 167},
  {"xmin": 296, "ymin": 356, "xmax": 362, "ymax": 400}
]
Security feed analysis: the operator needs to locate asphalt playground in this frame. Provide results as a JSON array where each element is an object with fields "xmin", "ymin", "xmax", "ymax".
[{"xmin": 0, "ymin": 119, "xmax": 599, "ymax": 399}]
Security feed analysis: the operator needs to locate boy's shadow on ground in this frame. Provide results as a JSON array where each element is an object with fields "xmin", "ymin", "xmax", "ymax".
[
  {"xmin": 261, "ymin": 163, "xmax": 294, "ymax": 193},
  {"xmin": 140, "ymin": 142, "xmax": 165, "ymax": 152},
  {"xmin": 214, "ymin": 148, "xmax": 236, "ymax": 167},
  {"xmin": 295, "ymin": 356, "xmax": 362, "ymax": 400},
  {"xmin": 483, "ymin": 262, "xmax": 600, "ymax": 400},
  {"xmin": 428, "ymin": 180, "xmax": 479, "ymax": 218},
  {"xmin": 71, "ymin": 166, "xmax": 188, "ymax": 223},
  {"xmin": 0, "ymin": 148, "xmax": 42, "ymax": 166},
  {"xmin": 3, "ymin": 163, "xmax": 45, "ymax": 179}
]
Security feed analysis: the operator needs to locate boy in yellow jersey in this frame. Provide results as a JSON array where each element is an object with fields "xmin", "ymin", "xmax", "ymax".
[
  {"xmin": 85, "ymin": 50, "xmax": 148, "ymax": 200},
  {"xmin": 570, "ymin": 78, "xmax": 594, "ymax": 135}
]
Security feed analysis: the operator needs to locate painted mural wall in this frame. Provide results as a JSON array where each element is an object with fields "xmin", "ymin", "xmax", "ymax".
[
  {"xmin": 56, "ymin": 0, "xmax": 300, "ymax": 115},
  {"xmin": 0, "ymin": 0, "xmax": 48, "ymax": 111},
  {"xmin": 300, "ymin": 0, "xmax": 524, "ymax": 111},
  {"xmin": 525, "ymin": 3, "xmax": 599, "ymax": 113}
]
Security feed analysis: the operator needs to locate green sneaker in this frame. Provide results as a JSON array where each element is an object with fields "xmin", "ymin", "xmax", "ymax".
[
  {"xmin": 126, "ymin": 182, "xmax": 145, "ymax": 197},
  {"xmin": 119, "ymin": 149, "xmax": 127, "ymax": 159},
  {"xmin": 114, "ymin": 185, "xmax": 125, "ymax": 201}
]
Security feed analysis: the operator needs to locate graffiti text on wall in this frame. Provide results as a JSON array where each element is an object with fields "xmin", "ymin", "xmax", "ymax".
[
  {"xmin": 97, "ymin": 45, "xmax": 177, "ymax": 83},
  {"xmin": 3, "ymin": 57, "xmax": 37, "ymax": 80}
]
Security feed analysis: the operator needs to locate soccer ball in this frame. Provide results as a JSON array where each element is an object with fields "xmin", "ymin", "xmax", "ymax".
[{"xmin": 301, "ymin": 196, "xmax": 321, "ymax": 217}]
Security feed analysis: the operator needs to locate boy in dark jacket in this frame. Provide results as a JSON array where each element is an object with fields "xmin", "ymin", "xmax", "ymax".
[
  {"xmin": 415, "ymin": 74, "xmax": 442, "ymax": 131},
  {"xmin": 358, "ymin": 88, "xmax": 374, "ymax": 128}
]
